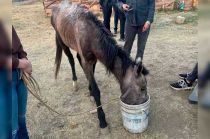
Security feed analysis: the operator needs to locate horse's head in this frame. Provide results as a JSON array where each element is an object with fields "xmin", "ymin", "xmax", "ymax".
[{"xmin": 121, "ymin": 61, "xmax": 149, "ymax": 105}]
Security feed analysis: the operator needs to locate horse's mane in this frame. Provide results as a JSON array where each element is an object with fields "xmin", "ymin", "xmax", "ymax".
[{"xmin": 85, "ymin": 12, "xmax": 135, "ymax": 75}]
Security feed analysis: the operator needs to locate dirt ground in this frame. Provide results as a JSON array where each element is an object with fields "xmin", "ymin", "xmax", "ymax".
[{"xmin": 12, "ymin": 1, "xmax": 198, "ymax": 139}]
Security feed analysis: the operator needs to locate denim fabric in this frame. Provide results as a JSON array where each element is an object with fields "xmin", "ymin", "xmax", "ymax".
[
  {"xmin": 12, "ymin": 70, "xmax": 29, "ymax": 139},
  {"xmin": 199, "ymin": 63, "xmax": 210, "ymax": 88},
  {"xmin": 186, "ymin": 63, "xmax": 198, "ymax": 83},
  {"xmin": 0, "ymin": 69, "xmax": 10, "ymax": 139}
]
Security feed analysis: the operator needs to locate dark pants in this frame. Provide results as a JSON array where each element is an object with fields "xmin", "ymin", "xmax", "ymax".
[
  {"xmin": 12, "ymin": 70, "xmax": 29, "ymax": 139},
  {"xmin": 119, "ymin": 12, "xmax": 126, "ymax": 39},
  {"xmin": 124, "ymin": 22, "xmax": 150, "ymax": 60},
  {"xmin": 113, "ymin": 6, "xmax": 126, "ymax": 39},
  {"xmin": 186, "ymin": 63, "xmax": 198, "ymax": 83},
  {"xmin": 199, "ymin": 63, "xmax": 210, "ymax": 88},
  {"xmin": 102, "ymin": 5, "xmax": 112, "ymax": 31},
  {"xmin": 113, "ymin": 6, "xmax": 119, "ymax": 32},
  {"xmin": 0, "ymin": 69, "xmax": 10, "ymax": 139}
]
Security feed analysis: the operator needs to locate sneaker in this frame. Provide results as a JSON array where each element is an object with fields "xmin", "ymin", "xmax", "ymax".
[
  {"xmin": 170, "ymin": 79, "xmax": 193, "ymax": 90},
  {"xmin": 119, "ymin": 38, "xmax": 125, "ymax": 42},
  {"xmin": 179, "ymin": 73, "xmax": 190, "ymax": 79}
]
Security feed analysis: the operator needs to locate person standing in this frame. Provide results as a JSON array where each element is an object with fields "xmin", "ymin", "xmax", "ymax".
[
  {"xmin": 12, "ymin": 26, "xmax": 32, "ymax": 139},
  {"xmin": 100, "ymin": 0, "xmax": 113, "ymax": 31},
  {"xmin": 0, "ymin": 21, "xmax": 31, "ymax": 139},
  {"xmin": 117, "ymin": 0, "xmax": 155, "ymax": 63},
  {"xmin": 0, "ymin": 21, "xmax": 11, "ymax": 139}
]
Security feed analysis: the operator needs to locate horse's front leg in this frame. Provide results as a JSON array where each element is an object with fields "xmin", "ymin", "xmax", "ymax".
[
  {"xmin": 77, "ymin": 54, "xmax": 96, "ymax": 98},
  {"xmin": 82, "ymin": 61, "xmax": 107, "ymax": 128}
]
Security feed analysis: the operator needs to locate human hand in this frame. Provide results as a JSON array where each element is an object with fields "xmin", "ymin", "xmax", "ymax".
[
  {"xmin": 18, "ymin": 58, "xmax": 32, "ymax": 75},
  {"xmin": 122, "ymin": 4, "xmax": 129, "ymax": 11},
  {"xmin": 142, "ymin": 21, "xmax": 150, "ymax": 32}
]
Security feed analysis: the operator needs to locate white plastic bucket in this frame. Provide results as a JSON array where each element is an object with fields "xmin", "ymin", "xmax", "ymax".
[{"xmin": 120, "ymin": 95, "xmax": 150, "ymax": 133}]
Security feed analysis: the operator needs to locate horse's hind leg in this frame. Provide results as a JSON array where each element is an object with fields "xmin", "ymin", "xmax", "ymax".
[
  {"xmin": 62, "ymin": 46, "xmax": 78, "ymax": 91},
  {"xmin": 76, "ymin": 53, "xmax": 82, "ymax": 68}
]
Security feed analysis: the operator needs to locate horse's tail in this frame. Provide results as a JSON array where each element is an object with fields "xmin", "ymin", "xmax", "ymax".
[{"xmin": 55, "ymin": 33, "xmax": 63, "ymax": 79}]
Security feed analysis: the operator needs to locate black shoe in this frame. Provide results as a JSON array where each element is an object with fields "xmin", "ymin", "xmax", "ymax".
[
  {"xmin": 179, "ymin": 73, "xmax": 190, "ymax": 79},
  {"xmin": 119, "ymin": 38, "xmax": 125, "ymax": 42},
  {"xmin": 170, "ymin": 79, "xmax": 193, "ymax": 91}
]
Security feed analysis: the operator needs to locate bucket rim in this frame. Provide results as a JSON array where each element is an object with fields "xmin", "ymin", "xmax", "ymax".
[{"xmin": 120, "ymin": 94, "xmax": 150, "ymax": 108}]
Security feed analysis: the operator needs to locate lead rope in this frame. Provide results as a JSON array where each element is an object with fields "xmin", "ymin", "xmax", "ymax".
[
  {"xmin": 22, "ymin": 73, "xmax": 119, "ymax": 117},
  {"xmin": 88, "ymin": 0, "xmax": 98, "ymax": 8}
]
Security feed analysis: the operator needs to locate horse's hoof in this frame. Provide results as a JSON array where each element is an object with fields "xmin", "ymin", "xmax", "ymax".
[
  {"xmin": 90, "ymin": 96, "xmax": 95, "ymax": 102},
  {"xmin": 73, "ymin": 81, "xmax": 78, "ymax": 92},
  {"xmin": 100, "ymin": 122, "xmax": 108, "ymax": 128}
]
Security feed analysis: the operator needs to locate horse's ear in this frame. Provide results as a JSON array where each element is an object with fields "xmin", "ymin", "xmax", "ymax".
[
  {"xmin": 136, "ymin": 63, "xmax": 149, "ymax": 76},
  {"xmin": 134, "ymin": 57, "xmax": 149, "ymax": 76}
]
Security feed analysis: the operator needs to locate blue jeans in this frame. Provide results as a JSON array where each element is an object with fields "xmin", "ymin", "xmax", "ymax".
[
  {"xmin": 186, "ymin": 63, "xmax": 198, "ymax": 83},
  {"xmin": 0, "ymin": 69, "xmax": 10, "ymax": 139},
  {"xmin": 12, "ymin": 69, "xmax": 29, "ymax": 139},
  {"xmin": 0, "ymin": 69, "xmax": 29, "ymax": 139}
]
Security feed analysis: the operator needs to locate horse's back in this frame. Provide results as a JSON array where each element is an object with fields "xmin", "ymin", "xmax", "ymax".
[{"xmin": 52, "ymin": 2, "xmax": 87, "ymax": 51}]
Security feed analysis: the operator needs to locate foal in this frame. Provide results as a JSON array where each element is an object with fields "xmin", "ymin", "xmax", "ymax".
[{"xmin": 51, "ymin": 1, "xmax": 149, "ymax": 128}]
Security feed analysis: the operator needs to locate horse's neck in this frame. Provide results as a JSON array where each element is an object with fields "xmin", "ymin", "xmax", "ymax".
[
  {"xmin": 108, "ymin": 56, "xmax": 134, "ymax": 88},
  {"xmin": 94, "ymin": 38, "xmax": 132, "ymax": 85},
  {"xmin": 110, "ymin": 57, "xmax": 125, "ymax": 83}
]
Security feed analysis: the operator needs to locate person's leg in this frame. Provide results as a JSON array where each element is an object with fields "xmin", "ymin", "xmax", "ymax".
[
  {"xmin": 113, "ymin": 6, "xmax": 119, "ymax": 33},
  {"xmin": 12, "ymin": 70, "xmax": 19, "ymax": 139},
  {"xmin": 106, "ymin": 5, "xmax": 112, "ymax": 31},
  {"xmin": 186, "ymin": 63, "xmax": 198, "ymax": 83},
  {"xmin": 102, "ymin": 5, "xmax": 112, "ymax": 31},
  {"xmin": 0, "ymin": 69, "xmax": 10, "ymax": 139},
  {"xmin": 102, "ymin": 6, "xmax": 108, "ymax": 30},
  {"xmin": 170, "ymin": 63, "xmax": 197, "ymax": 90},
  {"xmin": 188, "ymin": 83, "xmax": 198, "ymax": 104},
  {"xmin": 199, "ymin": 63, "xmax": 210, "ymax": 108},
  {"xmin": 199, "ymin": 63, "xmax": 210, "ymax": 88},
  {"xmin": 17, "ymin": 79, "xmax": 29, "ymax": 139},
  {"xmin": 124, "ymin": 22, "xmax": 138, "ymax": 55},
  {"xmin": 136, "ymin": 25, "xmax": 150, "ymax": 61},
  {"xmin": 119, "ymin": 12, "xmax": 126, "ymax": 39}
]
